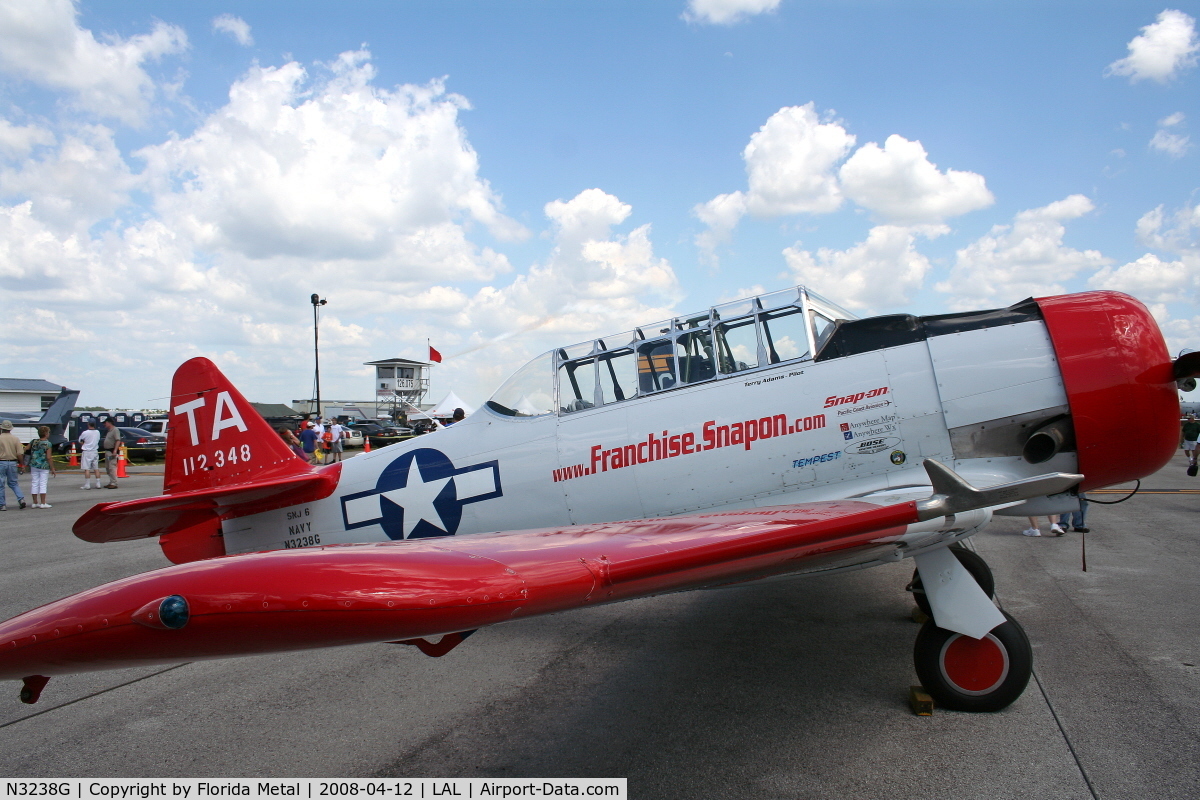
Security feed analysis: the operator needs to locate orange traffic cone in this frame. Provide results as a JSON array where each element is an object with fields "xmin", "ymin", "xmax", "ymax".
[
  {"xmin": 116, "ymin": 444, "xmax": 129, "ymax": 478},
  {"xmin": 363, "ymin": 436, "xmax": 371, "ymax": 453},
  {"xmin": 68, "ymin": 443, "xmax": 79, "ymax": 467}
]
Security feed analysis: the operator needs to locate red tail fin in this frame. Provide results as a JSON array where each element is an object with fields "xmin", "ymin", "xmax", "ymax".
[{"xmin": 165, "ymin": 357, "xmax": 309, "ymax": 493}]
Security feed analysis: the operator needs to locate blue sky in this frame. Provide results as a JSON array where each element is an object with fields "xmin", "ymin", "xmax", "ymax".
[{"xmin": 1, "ymin": 1, "xmax": 1198, "ymax": 409}]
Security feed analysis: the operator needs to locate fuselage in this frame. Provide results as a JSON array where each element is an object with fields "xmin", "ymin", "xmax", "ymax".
[{"xmin": 219, "ymin": 289, "xmax": 1177, "ymax": 556}]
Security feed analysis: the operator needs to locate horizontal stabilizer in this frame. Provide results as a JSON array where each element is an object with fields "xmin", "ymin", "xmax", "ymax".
[{"xmin": 73, "ymin": 469, "xmax": 340, "ymax": 543}]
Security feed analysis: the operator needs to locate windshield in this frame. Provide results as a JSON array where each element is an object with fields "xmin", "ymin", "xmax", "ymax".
[{"xmin": 487, "ymin": 351, "xmax": 556, "ymax": 417}]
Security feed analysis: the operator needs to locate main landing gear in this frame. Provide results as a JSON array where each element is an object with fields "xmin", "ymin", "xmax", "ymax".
[{"xmin": 908, "ymin": 546, "xmax": 1033, "ymax": 712}]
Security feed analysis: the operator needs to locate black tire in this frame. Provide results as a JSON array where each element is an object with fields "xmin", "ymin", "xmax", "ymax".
[
  {"xmin": 913, "ymin": 610, "xmax": 1032, "ymax": 712},
  {"xmin": 910, "ymin": 546, "xmax": 994, "ymax": 616}
]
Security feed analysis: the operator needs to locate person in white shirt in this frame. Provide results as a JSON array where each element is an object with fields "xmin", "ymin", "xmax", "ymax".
[
  {"xmin": 78, "ymin": 421, "xmax": 102, "ymax": 490},
  {"xmin": 328, "ymin": 421, "xmax": 344, "ymax": 462}
]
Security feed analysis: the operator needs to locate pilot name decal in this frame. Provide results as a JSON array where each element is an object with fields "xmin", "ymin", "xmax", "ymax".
[
  {"xmin": 341, "ymin": 448, "xmax": 501, "ymax": 539},
  {"xmin": 553, "ymin": 411, "xmax": 827, "ymax": 482}
]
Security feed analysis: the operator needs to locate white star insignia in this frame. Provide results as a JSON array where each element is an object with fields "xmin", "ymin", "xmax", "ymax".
[{"xmin": 380, "ymin": 459, "xmax": 451, "ymax": 537}]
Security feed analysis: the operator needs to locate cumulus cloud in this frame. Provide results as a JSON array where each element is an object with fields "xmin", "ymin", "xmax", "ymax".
[
  {"xmin": 1090, "ymin": 202, "xmax": 1200, "ymax": 305},
  {"xmin": 693, "ymin": 104, "xmax": 854, "ymax": 262},
  {"xmin": 212, "ymin": 14, "xmax": 253, "ymax": 47},
  {"xmin": 1150, "ymin": 112, "xmax": 1190, "ymax": 157},
  {"xmin": 838, "ymin": 134, "xmax": 993, "ymax": 223},
  {"xmin": 1106, "ymin": 9, "xmax": 1198, "ymax": 83},
  {"xmin": 0, "ymin": 0, "xmax": 187, "ymax": 124},
  {"xmin": 694, "ymin": 105, "xmax": 992, "ymax": 263},
  {"xmin": 137, "ymin": 50, "xmax": 526, "ymax": 280},
  {"xmin": 0, "ymin": 119, "xmax": 55, "ymax": 159},
  {"xmin": 935, "ymin": 195, "xmax": 1109, "ymax": 310},
  {"xmin": 683, "ymin": 0, "xmax": 781, "ymax": 26},
  {"xmin": 783, "ymin": 224, "xmax": 946, "ymax": 311},
  {"xmin": 0, "ymin": 123, "xmax": 136, "ymax": 234}
]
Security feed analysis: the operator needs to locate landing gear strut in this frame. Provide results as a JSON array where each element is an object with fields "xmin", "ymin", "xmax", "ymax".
[{"xmin": 908, "ymin": 543, "xmax": 994, "ymax": 617}]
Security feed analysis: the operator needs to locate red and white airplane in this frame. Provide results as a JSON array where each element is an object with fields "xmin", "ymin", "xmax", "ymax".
[{"xmin": 0, "ymin": 287, "xmax": 1188, "ymax": 712}]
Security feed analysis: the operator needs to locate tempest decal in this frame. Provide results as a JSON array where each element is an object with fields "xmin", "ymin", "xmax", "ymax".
[
  {"xmin": 341, "ymin": 448, "xmax": 501, "ymax": 539},
  {"xmin": 552, "ymin": 411, "xmax": 827, "ymax": 482}
]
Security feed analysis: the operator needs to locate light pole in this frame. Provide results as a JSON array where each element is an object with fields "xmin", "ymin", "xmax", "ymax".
[{"xmin": 311, "ymin": 293, "xmax": 327, "ymax": 419}]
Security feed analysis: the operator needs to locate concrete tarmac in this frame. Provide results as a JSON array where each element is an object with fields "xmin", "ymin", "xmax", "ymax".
[{"xmin": 0, "ymin": 458, "xmax": 1197, "ymax": 799}]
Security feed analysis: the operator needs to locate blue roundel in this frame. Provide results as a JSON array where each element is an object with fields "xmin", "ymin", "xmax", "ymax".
[{"xmin": 376, "ymin": 448, "xmax": 462, "ymax": 540}]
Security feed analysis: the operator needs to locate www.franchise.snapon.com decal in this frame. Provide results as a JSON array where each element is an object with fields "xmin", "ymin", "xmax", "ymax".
[{"xmin": 550, "ymin": 385, "xmax": 892, "ymax": 483}]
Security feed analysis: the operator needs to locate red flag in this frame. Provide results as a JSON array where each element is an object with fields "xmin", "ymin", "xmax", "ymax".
[{"xmin": 429, "ymin": 345, "xmax": 442, "ymax": 363}]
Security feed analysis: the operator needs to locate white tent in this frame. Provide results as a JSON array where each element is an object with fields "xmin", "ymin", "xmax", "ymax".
[{"xmin": 428, "ymin": 391, "xmax": 475, "ymax": 418}]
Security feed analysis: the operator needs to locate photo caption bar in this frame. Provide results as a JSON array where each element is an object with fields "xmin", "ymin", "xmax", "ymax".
[{"xmin": 2, "ymin": 780, "xmax": 627, "ymax": 800}]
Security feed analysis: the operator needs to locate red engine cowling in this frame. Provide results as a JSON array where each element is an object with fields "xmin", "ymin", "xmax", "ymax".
[{"xmin": 1037, "ymin": 291, "xmax": 1179, "ymax": 491}]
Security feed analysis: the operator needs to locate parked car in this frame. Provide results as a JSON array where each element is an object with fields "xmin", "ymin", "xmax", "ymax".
[
  {"xmin": 341, "ymin": 428, "xmax": 364, "ymax": 448},
  {"xmin": 137, "ymin": 419, "xmax": 169, "ymax": 436},
  {"xmin": 114, "ymin": 427, "xmax": 168, "ymax": 462}
]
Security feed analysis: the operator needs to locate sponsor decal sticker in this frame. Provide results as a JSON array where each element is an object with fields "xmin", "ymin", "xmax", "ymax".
[
  {"xmin": 553, "ymin": 410, "xmax": 828, "ymax": 483},
  {"xmin": 845, "ymin": 436, "xmax": 900, "ymax": 455},
  {"xmin": 793, "ymin": 451, "xmax": 842, "ymax": 468},
  {"xmin": 890, "ymin": 450, "xmax": 907, "ymax": 465},
  {"xmin": 824, "ymin": 386, "xmax": 889, "ymax": 409}
]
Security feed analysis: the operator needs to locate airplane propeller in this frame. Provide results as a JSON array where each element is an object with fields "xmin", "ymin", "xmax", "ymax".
[{"xmin": 1174, "ymin": 349, "xmax": 1200, "ymax": 392}]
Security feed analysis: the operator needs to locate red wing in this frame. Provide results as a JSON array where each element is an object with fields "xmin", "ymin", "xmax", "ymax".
[{"xmin": 1, "ymin": 499, "xmax": 921, "ymax": 679}]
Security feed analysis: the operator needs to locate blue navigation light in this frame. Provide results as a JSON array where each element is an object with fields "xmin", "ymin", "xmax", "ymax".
[{"xmin": 158, "ymin": 595, "xmax": 189, "ymax": 629}]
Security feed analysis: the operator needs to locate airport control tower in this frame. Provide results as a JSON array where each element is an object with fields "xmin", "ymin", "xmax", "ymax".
[{"xmin": 365, "ymin": 357, "xmax": 430, "ymax": 420}]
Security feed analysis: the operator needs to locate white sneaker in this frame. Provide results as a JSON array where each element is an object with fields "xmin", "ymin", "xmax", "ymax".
[
  {"xmin": 1049, "ymin": 523, "xmax": 1065, "ymax": 535},
  {"xmin": 1022, "ymin": 528, "xmax": 1041, "ymax": 537},
  {"xmin": 81, "ymin": 484, "xmax": 91, "ymax": 490},
  {"xmin": 41, "ymin": 503, "xmax": 51, "ymax": 508},
  {"xmin": 31, "ymin": 503, "xmax": 41, "ymax": 509}
]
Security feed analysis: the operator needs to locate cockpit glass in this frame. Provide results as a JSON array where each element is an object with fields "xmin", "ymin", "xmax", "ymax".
[
  {"xmin": 559, "ymin": 342, "xmax": 594, "ymax": 361},
  {"xmin": 598, "ymin": 350, "xmax": 637, "ymax": 404},
  {"xmin": 558, "ymin": 358, "xmax": 598, "ymax": 414},
  {"xmin": 638, "ymin": 319, "xmax": 674, "ymax": 338},
  {"xmin": 713, "ymin": 298, "xmax": 755, "ymax": 320},
  {"xmin": 486, "ymin": 351, "xmax": 556, "ymax": 417},
  {"xmin": 759, "ymin": 288, "xmax": 801, "ymax": 311},
  {"xmin": 760, "ymin": 308, "xmax": 812, "ymax": 363},
  {"xmin": 715, "ymin": 317, "xmax": 760, "ymax": 373},
  {"xmin": 675, "ymin": 329, "xmax": 717, "ymax": 383},
  {"xmin": 637, "ymin": 339, "xmax": 676, "ymax": 393}
]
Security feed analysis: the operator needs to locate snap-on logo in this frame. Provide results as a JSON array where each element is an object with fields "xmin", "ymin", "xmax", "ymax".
[{"xmin": 824, "ymin": 387, "xmax": 889, "ymax": 408}]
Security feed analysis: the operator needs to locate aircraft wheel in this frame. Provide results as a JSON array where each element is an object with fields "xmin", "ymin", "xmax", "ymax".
[
  {"xmin": 913, "ymin": 610, "xmax": 1032, "ymax": 712},
  {"xmin": 909, "ymin": 546, "xmax": 994, "ymax": 617}
]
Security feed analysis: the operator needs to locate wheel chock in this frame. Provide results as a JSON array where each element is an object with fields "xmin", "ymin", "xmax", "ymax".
[
  {"xmin": 909, "ymin": 685, "xmax": 934, "ymax": 716},
  {"xmin": 911, "ymin": 606, "xmax": 930, "ymax": 624}
]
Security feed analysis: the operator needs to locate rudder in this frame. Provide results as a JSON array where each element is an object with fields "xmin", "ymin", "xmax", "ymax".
[{"xmin": 165, "ymin": 357, "xmax": 309, "ymax": 494}]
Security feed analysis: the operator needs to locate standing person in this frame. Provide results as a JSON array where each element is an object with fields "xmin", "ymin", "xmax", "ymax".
[
  {"xmin": 446, "ymin": 408, "xmax": 465, "ymax": 426},
  {"xmin": 26, "ymin": 426, "xmax": 56, "ymax": 508},
  {"xmin": 328, "ymin": 420, "xmax": 344, "ymax": 462},
  {"xmin": 79, "ymin": 420, "xmax": 101, "ymax": 489},
  {"xmin": 101, "ymin": 418, "xmax": 121, "ymax": 489},
  {"xmin": 1022, "ymin": 516, "xmax": 1064, "ymax": 537},
  {"xmin": 0, "ymin": 419, "xmax": 27, "ymax": 510},
  {"xmin": 1058, "ymin": 493, "xmax": 1090, "ymax": 533},
  {"xmin": 281, "ymin": 428, "xmax": 306, "ymax": 461},
  {"xmin": 299, "ymin": 422, "xmax": 320, "ymax": 465},
  {"xmin": 1182, "ymin": 413, "xmax": 1200, "ymax": 475}
]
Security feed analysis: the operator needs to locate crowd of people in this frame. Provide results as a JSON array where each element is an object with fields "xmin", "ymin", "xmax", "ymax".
[
  {"xmin": 281, "ymin": 418, "xmax": 348, "ymax": 464},
  {"xmin": 0, "ymin": 417, "xmax": 126, "ymax": 510}
]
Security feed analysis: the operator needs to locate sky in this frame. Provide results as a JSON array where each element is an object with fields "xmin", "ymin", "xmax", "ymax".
[{"xmin": 1, "ymin": 0, "xmax": 1198, "ymax": 411}]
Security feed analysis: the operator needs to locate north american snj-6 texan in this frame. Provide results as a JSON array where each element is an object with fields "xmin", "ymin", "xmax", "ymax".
[{"xmin": 2, "ymin": 286, "xmax": 1193, "ymax": 712}]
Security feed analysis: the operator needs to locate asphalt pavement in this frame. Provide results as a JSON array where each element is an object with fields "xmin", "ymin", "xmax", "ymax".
[{"xmin": 0, "ymin": 458, "xmax": 1197, "ymax": 799}]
